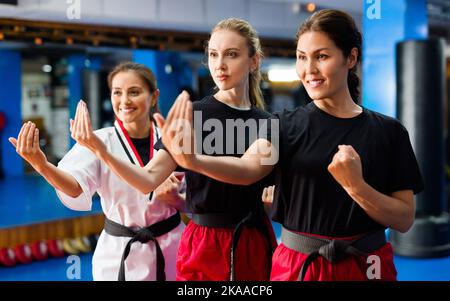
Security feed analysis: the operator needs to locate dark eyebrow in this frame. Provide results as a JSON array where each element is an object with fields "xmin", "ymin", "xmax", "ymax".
[
  {"xmin": 208, "ymin": 48, "xmax": 241, "ymax": 52},
  {"xmin": 112, "ymin": 86, "xmax": 143, "ymax": 90},
  {"xmin": 296, "ymin": 48, "xmax": 331, "ymax": 54}
]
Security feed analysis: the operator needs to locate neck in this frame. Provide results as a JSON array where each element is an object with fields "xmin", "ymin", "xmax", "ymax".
[
  {"xmin": 314, "ymin": 87, "xmax": 361, "ymax": 118},
  {"xmin": 214, "ymin": 84, "xmax": 251, "ymax": 109},
  {"xmin": 122, "ymin": 118, "xmax": 151, "ymax": 138}
]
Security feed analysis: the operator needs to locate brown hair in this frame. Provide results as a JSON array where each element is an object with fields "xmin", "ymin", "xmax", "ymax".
[
  {"xmin": 107, "ymin": 62, "xmax": 160, "ymax": 118},
  {"xmin": 208, "ymin": 18, "xmax": 266, "ymax": 110},
  {"xmin": 296, "ymin": 9, "xmax": 362, "ymax": 103}
]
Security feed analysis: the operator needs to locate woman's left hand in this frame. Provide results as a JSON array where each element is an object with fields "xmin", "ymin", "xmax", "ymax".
[
  {"xmin": 153, "ymin": 91, "xmax": 196, "ymax": 169},
  {"xmin": 327, "ymin": 145, "xmax": 364, "ymax": 193}
]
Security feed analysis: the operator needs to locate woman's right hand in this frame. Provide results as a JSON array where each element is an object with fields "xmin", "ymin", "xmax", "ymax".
[
  {"xmin": 154, "ymin": 173, "xmax": 186, "ymax": 211},
  {"xmin": 262, "ymin": 185, "xmax": 275, "ymax": 206},
  {"xmin": 8, "ymin": 121, "xmax": 47, "ymax": 171}
]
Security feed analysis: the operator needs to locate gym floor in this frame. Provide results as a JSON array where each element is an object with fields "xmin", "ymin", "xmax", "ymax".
[{"xmin": 1, "ymin": 176, "xmax": 449, "ymax": 281}]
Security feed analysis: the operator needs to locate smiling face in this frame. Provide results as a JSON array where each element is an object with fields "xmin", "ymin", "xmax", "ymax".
[
  {"xmin": 296, "ymin": 31, "xmax": 357, "ymax": 101},
  {"xmin": 110, "ymin": 71, "xmax": 157, "ymax": 126},
  {"xmin": 207, "ymin": 29, "xmax": 258, "ymax": 93}
]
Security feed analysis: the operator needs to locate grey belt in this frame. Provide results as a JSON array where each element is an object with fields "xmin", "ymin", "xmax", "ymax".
[{"xmin": 280, "ymin": 226, "xmax": 386, "ymax": 281}]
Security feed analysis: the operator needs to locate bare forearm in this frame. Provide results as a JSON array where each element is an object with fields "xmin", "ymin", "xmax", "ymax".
[
  {"xmin": 36, "ymin": 162, "xmax": 82, "ymax": 198},
  {"xmin": 347, "ymin": 182, "xmax": 414, "ymax": 233},
  {"xmin": 98, "ymin": 151, "xmax": 171, "ymax": 194},
  {"xmin": 192, "ymin": 155, "xmax": 271, "ymax": 185}
]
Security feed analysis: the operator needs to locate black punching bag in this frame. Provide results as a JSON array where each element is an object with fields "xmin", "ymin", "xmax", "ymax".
[{"xmin": 391, "ymin": 38, "xmax": 450, "ymax": 257}]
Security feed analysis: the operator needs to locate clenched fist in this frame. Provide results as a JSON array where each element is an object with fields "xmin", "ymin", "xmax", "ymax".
[
  {"xmin": 327, "ymin": 145, "xmax": 364, "ymax": 192},
  {"xmin": 154, "ymin": 172, "xmax": 186, "ymax": 211},
  {"xmin": 262, "ymin": 185, "xmax": 275, "ymax": 205}
]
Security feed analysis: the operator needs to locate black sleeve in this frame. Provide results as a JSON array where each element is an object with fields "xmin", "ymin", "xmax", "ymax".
[
  {"xmin": 256, "ymin": 113, "xmax": 282, "ymax": 169},
  {"xmin": 154, "ymin": 138, "xmax": 186, "ymax": 172},
  {"xmin": 257, "ymin": 116, "xmax": 274, "ymax": 141},
  {"xmin": 387, "ymin": 123, "xmax": 424, "ymax": 194},
  {"xmin": 258, "ymin": 112, "xmax": 281, "ymax": 144}
]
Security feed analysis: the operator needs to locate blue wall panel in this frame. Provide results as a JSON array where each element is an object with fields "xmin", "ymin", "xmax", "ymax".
[{"xmin": 0, "ymin": 50, "xmax": 23, "ymax": 177}]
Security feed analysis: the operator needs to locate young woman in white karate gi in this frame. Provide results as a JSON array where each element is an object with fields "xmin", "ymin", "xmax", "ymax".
[{"xmin": 9, "ymin": 62, "xmax": 184, "ymax": 281}]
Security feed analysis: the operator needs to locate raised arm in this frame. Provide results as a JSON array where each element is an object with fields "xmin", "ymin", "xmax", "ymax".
[
  {"xmin": 98, "ymin": 148, "xmax": 177, "ymax": 194},
  {"xmin": 70, "ymin": 100, "xmax": 177, "ymax": 194},
  {"xmin": 153, "ymin": 92, "xmax": 277, "ymax": 186},
  {"xmin": 9, "ymin": 122, "xmax": 82, "ymax": 198},
  {"xmin": 188, "ymin": 139, "xmax": 276, "ymax": 185},
  {"xmin": 328, "ymin": 145, "xmax": 415, "ymax": 233}
]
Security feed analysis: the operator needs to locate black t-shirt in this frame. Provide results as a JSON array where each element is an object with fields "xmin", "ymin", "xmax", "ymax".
[
  {"xmin": 155, "ymin": 95, "xmax": 275, "ymax": 214},
  {"xmin": 270, "ymin": 101, "xmax": 424, "ymax": 237},
  {"xmin": 130, "ymin": 136, "xmax": 150, "ymax": 166}
]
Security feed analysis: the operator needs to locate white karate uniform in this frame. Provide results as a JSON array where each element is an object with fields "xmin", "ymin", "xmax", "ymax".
[{"xmin": 56, "ymin": 122, "xmax": 184, "ymax": 281}]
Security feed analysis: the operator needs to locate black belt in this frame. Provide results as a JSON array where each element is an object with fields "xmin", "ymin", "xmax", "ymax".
[
  {"xmin": 191, "ymin": 212, "xmax": 246, "ymax": 228},
  {"xmin": 104, "ymin": 211, "xmax": 181, "ymax": 281},
  {"xmin": 280, "ymin": 227, "xmax": 387, "ymax": 281},
  {"xmin": 192, "ymin": 208, "xmax": 274, "ymax": 281}
]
